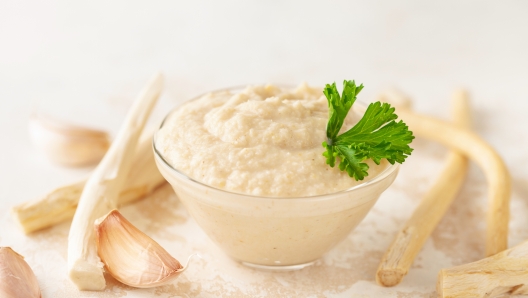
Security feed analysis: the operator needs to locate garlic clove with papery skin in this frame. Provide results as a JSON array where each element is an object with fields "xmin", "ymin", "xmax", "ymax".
[
  {"xmin": 0, "ymin": 247, "xmax": 41, "ymax": 298},
  {"xmin": 95, "ymin": 209, "xmax": 184, "ymax": 288},
  {"xmin": 29, "ymin": 113, "xmax": 111, "ymax": 167}
]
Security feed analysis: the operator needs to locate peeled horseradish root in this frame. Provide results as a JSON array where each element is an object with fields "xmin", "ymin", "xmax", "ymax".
[
  {"xmin": 67, "ymin": 73, "xmax": 163, "ymax": 291},
  {"xmin": 12, "ymin": 131, "xmax": 166, "ymax": 234},
  {"xmin": 94, "ymin": 210, "xmax": 185, "ymax": 288},
  {"xmin": 0, "ymin": 247, "xmax": 41, "ymax": 298}
]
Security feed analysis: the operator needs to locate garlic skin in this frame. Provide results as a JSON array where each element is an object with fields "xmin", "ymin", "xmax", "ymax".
[
  {"xmin": 95, "ymin": 209, "xmax": 184, "ymax": 288},
  {"xmin": 0, "ymin": 247, "xmax": 41, "ymax": 298},
  {"xmin": 29, "ymin": 113, "xmax": 111, "ymax": 167}
]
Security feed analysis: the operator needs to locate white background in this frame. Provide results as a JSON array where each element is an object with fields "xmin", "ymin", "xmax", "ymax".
[{"xmin": 1, "ymin": 1, "xmax": 528, "ymax": 297}]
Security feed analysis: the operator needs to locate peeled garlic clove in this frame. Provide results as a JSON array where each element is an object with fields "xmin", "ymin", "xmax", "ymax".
[
  {"xmin": 0, "ymin": 247, "xmax": 41, "ymax": 298},
  {"xmin": 29, "ymin": 113, "xmax": 111, "ymax": 167},
  {"xmin": 95, "ymin": 209, "xmax": 184, "ymax": 288}
]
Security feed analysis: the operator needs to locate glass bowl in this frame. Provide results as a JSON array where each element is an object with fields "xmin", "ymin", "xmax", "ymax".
[{"xmin": 153, "ymin": 87, "xmax": 399, "ymax": 270}]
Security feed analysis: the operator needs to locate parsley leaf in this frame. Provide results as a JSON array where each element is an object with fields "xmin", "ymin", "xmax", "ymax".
[
  {"xmin": 323, "ymin": 81, "xmax": 364, "ymax": 142},
  {"xmin": 322, "ymin": 80, "xmax": 414, "ymax": 181}
]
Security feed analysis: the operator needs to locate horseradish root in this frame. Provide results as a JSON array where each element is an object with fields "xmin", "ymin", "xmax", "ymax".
[
  {"xmin": 68, "ymin": 73, "xmax": 163, "ymax": 290},
  {"xmin": 95, "ymin": 210, "xmax": 184, "ymax": 288},
  {"xmin": 378, "ymin": 91, "xmax": 511, "ymax": 257},
  {"xmin": 12, "ymin": 132, "xmax": 165, "ymax": 234},
  {"xmin": 0, "ymin": 247, "xmax": 41, "ymax": 298},
  {"xmin": 437, "ymin": 240, "xmax": 528, "ymax": 298},
  {"xmin": 29, "ymin": 113, "xmax": 111, "ymax": 166},
  {"xmin": 376, "ymin": 89, "xmax": 471, "ymax": 286}
]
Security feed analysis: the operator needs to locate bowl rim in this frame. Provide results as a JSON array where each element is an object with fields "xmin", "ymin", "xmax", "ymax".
[{"xmin": 152, "ymin": 84, "xmax": 400, "ymax": 200}]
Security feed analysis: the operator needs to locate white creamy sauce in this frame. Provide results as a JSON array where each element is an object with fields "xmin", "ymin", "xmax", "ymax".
[{"xmin": 156, "ymin": 84, "xmax": 387, "ymax": 197}]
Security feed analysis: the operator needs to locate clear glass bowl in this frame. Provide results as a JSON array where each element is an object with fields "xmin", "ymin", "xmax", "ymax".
[{"xmin": 153, "ymin": 87, "xmax": 399, "ymax": 270}]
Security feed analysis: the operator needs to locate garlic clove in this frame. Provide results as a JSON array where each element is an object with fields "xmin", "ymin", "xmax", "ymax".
[
  {"xmin": 94, "ymin": 209, "xmax": 184, "ymax": 288},
  {"xmin": 0, "ymin": 247, "xmax": 41, "ymax": 298},
  {"xmin": 29, "ymin": 113, "xmax": 111, "ymax": 167}
]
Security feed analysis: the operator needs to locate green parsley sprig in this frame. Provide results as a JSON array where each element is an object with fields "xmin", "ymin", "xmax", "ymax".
[{"xmin": 322, "ymin": 80, "xmax": 414, "ymax": 181}]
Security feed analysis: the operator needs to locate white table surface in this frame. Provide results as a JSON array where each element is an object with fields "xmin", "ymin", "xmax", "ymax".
[{"xmin": 1, "ymin": 1, "xmax": 528, "ymax": 297}]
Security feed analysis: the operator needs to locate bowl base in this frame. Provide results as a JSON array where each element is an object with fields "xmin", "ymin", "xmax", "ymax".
[{"xmin": 240, "ymin": 260, "xmax": 318, "ymax": 271}]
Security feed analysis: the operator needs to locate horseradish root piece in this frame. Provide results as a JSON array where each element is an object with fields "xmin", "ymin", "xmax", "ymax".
[
  {"xmin": 376, "ymin": 89, "xmax": 471, "ymax": 286},
  {"xmin": 12, "ymin": 131, "xmax": 165, "ymax": 234},
  {"xmin": 379, "ymin": 90, "xmax": 510, "ymax": 257},
  {"xmin": 437, "ymin": 240, "xmax": 528, "ymax": 298},
  {"xmin": 68, "ymin": 73, "xmax": 163, "ymax": 290}
]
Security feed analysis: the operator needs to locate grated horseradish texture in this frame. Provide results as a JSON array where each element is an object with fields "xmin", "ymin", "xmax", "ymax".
[{"xmin": 155, "ymin": 84, "xmax": 388, "ymax": 197}]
